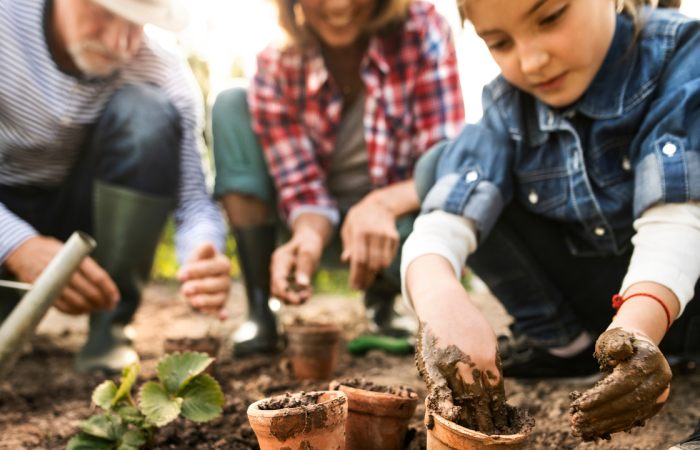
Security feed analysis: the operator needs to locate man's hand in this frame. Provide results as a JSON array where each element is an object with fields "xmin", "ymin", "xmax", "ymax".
[
  {"xmin": 270, "ymin": 229, "xmax": 324, "ymax": 304},
  {"xmin": 570, "ymin": 328, "xmax": 672, "ymax": 441},
  {"xmin": 341, "ymin": 196, "xmax": 400, "ymax": 291},
  {"xmin": 177, "ymin": 242, "xmax": 231, "ymax": 320},
  {"xmin": 5, "ymin": 235, "xmax": 119, "ymax": 315}
]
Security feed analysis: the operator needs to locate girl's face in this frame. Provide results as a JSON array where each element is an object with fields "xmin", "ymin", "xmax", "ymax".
[
  {"xmin": 299, "ymin": 0, "xmax": 378, "ymax": 48},
  {"xmin": 465, "ymin": 0, "xmax": 617, "ymax": 107}
]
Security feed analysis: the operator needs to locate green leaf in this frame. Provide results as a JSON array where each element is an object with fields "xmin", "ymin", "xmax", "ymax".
[
  {"xmin": 93, "ymin": 381, "xmax": 118, "ymax": 411},
  {"xmin": 67, "ymin": 434, "xmax": 114, "ymax": 450},
  {"xmin": 157, "ymin": 352, "xmax": 214, "ymax": 395},
  {"xmin": 180, "ymin": 374, "xmax": 224, "ymax": 423},
  {"xmin": 116, "ymin": 430, "xmax": 146, "ymax": 450},
  {"xmin": 117, "ymin": 405, "xmax": 147, "ymax": 428},
  {"xmin": 139, "ymin": 381, "xmax": 182, "ymax": 427},
  {"xmin": 113, "ymin": 363, "xmax": 140, "ymax": 406},
  {"xmin": 79, "ymin": 414, "xmax": 123, "ymax": 441}
]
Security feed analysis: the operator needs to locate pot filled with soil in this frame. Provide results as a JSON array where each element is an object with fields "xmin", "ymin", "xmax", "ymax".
[
  {"xmin": 286, "ymin": 322, "xmax": 341, "ymax": 380},
  {"xmin": 330, "ymin": 378, "xmax": 419, "ymax": 450},
  {"xmin": 163, "ymin": 336, "xmax": 221, "ymax": 374},
  {"xmin": 247, "ymin": 390, "xmax": 348, "ymax": 450},
  {"xmin": 425, "ymin": 400, "xmax": 534, "ymax": 450}
]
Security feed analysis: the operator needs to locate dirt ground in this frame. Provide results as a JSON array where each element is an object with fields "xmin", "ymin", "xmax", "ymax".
[{"xmin": 1, "ymin": 281, "xmax": 698, "ymax": 450}]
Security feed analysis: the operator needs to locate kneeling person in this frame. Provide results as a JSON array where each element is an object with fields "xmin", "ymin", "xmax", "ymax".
[{"xmin": 0, "ymin": 0, "xmax": 230, "ymax": 373}]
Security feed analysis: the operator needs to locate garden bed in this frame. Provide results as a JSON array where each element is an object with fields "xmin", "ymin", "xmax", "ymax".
[{"xmin": 0, "ymin": 282, "xmax": 698, "ymax": 449}]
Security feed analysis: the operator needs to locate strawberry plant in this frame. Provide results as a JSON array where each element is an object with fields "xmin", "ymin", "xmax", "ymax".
[{"xmin": 68, "ymin": 352, "xmax": 224, "ymax": 449}]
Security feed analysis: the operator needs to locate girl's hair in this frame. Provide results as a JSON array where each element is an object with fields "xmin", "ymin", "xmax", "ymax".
[
  {"xmin": 274, "ymin": 0, "xmax": 412, "ymax": 48},
  {"xmin": 457, "ymin": 0, "xmax": 682, "ymax": 26}
]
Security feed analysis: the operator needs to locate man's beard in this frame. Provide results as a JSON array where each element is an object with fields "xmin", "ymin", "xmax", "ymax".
[{"xmin": 67, "ymin": 40, "xmax": 134, "ymax": 77}]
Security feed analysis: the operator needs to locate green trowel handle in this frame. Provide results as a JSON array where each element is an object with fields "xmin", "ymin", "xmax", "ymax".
[{"xmin": 347, "ymin": 335, "xmax": 414, "ymax": 355}]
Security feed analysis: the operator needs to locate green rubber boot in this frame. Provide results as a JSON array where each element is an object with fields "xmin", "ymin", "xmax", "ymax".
[
  {"xmin": 75, "ymin": 181, "xmax": 174, "ymax": 374},
  {"xmin": 230, "ymin": 224, "xmax": 285, "ymax": 356}
]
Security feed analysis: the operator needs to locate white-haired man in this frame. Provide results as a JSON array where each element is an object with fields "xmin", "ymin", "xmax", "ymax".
[{"xmin": 0, "ymin": 0, "xmax": 230, "ymax": 373}]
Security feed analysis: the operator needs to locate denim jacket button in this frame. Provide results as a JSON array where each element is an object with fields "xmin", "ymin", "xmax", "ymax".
[
  {"xmin": 622, "ymin": 156, "xmax": 631, "ymax": 171},
  {"xmin": 465, "ymin": 171, "xmax": 479, "ymax": 183},
  {"xmin": 662, "ymin": 143, "xmax": 677, "ymax": 157},
  {"xmin": 528, "ymin": 189, "xmax": 539, "ymax": 204},
  {"xmin": 547, "ymin": 110, "xmax": 554, "ymax": 125},
  {"xmin": 594, "ymin": 227, "xmax": 606, "ymax": 236}
]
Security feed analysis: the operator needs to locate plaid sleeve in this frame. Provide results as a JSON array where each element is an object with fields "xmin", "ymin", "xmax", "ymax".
[
  {"xmin": 411, "ymin": 9, "xmax": 465, "ymax": 158},
  {"xmin": 249, "ymin": 47, "xmax": 337, "ymax": 226}
]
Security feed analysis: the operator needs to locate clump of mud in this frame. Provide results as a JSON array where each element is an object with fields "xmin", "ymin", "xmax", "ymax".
[
  {"xmin": 257, "ymin": 391, "xmax": 324, "ymax": 411},
  {"xmin": 331, "ymin": 378, "xmax": 416, "ymax": 397}
]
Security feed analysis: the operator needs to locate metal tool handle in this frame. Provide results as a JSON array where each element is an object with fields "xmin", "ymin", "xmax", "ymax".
[{"xmin": 0, "ymin": 232, "xmax": 97, "ymax": 378}]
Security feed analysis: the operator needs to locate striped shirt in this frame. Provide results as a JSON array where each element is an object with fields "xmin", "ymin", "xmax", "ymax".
[{"xmin": 0, "ymin": 0, "xmax": 226, "ymax": 265}]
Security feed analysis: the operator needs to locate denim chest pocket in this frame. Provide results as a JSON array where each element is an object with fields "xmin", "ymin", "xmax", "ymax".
[
  {"xmin": 587, "ymin": 138, "xmax": 635, "ymax": 202},
  {"xmin": 515, "ymin": 168, "xmax": 569, "ymax": 214}
]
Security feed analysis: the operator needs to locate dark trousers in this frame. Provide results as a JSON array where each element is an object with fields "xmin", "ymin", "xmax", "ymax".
[{"xmin": 0, "ymin": 84, "xmax": 181, "ymax": 311}]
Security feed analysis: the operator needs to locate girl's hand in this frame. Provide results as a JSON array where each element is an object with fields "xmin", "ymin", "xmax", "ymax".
[
  {"xmin": 570, "ymin": 328, "xmax": 672, "ymax": 441},
  {"xmin": 409, "ymin": 255, "xmax": 508, "ymax": 434},
  {"xmin": 341, "ymin": 195, "xmax": 400, "ymax": 290}
]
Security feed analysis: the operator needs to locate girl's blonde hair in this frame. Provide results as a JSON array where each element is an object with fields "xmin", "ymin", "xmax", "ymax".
[{"xmin": 274, "ymin": 0, "xmax": 412, "ymax": 47}]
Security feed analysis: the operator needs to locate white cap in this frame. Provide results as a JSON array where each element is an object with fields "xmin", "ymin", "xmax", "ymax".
[{"xmin": 91, "ymin": 0, "xmax": 189, "ymax": 32}]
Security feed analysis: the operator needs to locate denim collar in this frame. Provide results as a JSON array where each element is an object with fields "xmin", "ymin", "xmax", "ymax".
[{"xmin": 530, "ymin": 14, "xmax": 637, "ymax": 139}]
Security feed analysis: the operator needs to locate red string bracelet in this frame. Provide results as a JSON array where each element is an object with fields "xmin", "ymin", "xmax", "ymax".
[{"xmin": 612, "ymin": 293, "xmax": 672, "ymax": 332}]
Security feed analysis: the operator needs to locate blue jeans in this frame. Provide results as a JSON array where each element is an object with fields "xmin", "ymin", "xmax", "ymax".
[
  {"xmin": 0, "ymin": 83, "xmax": 181, "ymax": 241},
  {"xmin": 415, "ymin": 145, "xmax": 700, "ymax": 356}
]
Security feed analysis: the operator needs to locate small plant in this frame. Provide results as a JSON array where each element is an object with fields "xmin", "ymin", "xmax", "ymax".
[{"xmin": 68, "ymin": 352, "xmax": 224, "ymax": 449}]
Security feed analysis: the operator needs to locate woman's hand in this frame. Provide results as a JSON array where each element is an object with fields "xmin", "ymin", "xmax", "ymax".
[
  {"xmin": 177, "ymin": 242, "xmax": 231, "ymax": 320},
  {"xmin": 270, "ymin": 213, "xmax": 332, "ymax": 305},
  {"xmin": 341, "ymin": 195, "xmax": 400, "ymax": 290},
  {"xmin": 409, "ymin": 255, "xmax": 508, "ymax": 434},
  {"xmin": 570, "ymin": 328, "xmax": 671, "ymax": 441},
  {"xmin": 5, "ymin": 235, "xmax": 120, "ymax": 315}
]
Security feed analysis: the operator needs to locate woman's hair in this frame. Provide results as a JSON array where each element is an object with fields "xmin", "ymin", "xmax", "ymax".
[{"xmin": 274, "ymin": 0, "xmax": 412, "ymax": 47}]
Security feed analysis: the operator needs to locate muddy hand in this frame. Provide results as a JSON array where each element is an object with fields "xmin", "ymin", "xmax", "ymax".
[
  {"xmin": 416, "ymin": 322, "xmax": 508, "ymax": 433},
  {"xmin": 570, "ymin": 328, "xmax": 671, "ymax": 441}
]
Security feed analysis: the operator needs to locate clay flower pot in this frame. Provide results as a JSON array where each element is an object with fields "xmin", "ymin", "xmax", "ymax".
[
  {"xmin": 426, "ymin": 408, "xmax": 532, "ymax": 450},
  {"xmin": 286, "ymin": 323, "xmax": 341, "ymax": 380},
  {"xmin": 163, "ymin": 336, "xmax": 221, "ymax": 374},
  {"xmin": 330, "ymin": 381, "xmax": 419, "ymax": 450},
  {"xmin": 247, "ymin": 391, "xmax": 348, "ymax": 450}
]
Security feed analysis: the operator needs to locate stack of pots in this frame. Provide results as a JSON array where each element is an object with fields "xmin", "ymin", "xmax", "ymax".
[
  {"xmin": 286, "ymin": 323, "xmax": 341, "ymax": 380},
  {"xmin": 247, "ymin": 391, "xmax": 348, "ymax": 450},
  {"xmin": 331, "ymin": 381, "xmax": 419, "ymax": 450}
]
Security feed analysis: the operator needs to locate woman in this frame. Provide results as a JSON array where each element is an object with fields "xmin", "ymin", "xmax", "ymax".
[{"xmin": 212, "ymin": 0, "xmax": 465, "ymax": 355}]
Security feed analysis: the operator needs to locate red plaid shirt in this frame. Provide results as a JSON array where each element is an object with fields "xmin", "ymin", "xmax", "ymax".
[{"xmin": 249, "ymin": 1, "xmax": 465, "ymax": 225}]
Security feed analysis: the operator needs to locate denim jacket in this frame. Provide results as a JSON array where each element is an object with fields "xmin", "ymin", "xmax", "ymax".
[{"xmin": 424, "ymin": 8, "xmax": 700, "ymax": 257}]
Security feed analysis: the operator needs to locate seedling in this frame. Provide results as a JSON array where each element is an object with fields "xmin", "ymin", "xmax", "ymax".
[{"xmin": 68, "ymin": 352, "xmax": 224, "ymax": 449}]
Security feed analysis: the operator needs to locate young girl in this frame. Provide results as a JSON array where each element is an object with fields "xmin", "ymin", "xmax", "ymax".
[{"xmin": 402, "ymin": 0, "xmax": 700, "ymax": 443}]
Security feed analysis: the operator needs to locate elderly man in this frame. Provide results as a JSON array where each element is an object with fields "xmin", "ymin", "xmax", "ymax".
[{"xmin": 0, "ymin": 0, "xmax": 230, "ymax": 373}]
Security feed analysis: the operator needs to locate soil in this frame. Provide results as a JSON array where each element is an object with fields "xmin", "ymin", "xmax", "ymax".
[
  {"xmin": 1, "ymin": 281, "xmax": 699, "ymax": 450},
  {"xmin": 257, "ymin": 392, "xmax": 323, "ymax": 411},
  {"xmin": 332, "ymin": 378, "xmax": 416, "ymax": 397}
]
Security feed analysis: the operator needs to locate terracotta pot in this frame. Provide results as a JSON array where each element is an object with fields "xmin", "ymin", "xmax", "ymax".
[
  {"xmin": 426, "ymin": 408, "xmax": 532, "ymax": 450},
  {"xmin": 331, "ymin": 382, "xmax": 419, "ymax": 450},
  {"xmin": 247, "ymin": 391, "xmax": 348, "ymax": 450},
  {"xmin": 286, "ymin": 323, "xmax": 341, "ymax": 381},
  {"xmin": 163, "ymin": 336, "xmax": 221, "ymax": 375}
]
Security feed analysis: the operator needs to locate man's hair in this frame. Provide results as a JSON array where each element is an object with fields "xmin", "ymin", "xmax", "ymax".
[{"xmin": 274, "ymin": 0, "xmax": 412, "ymax": 47}]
